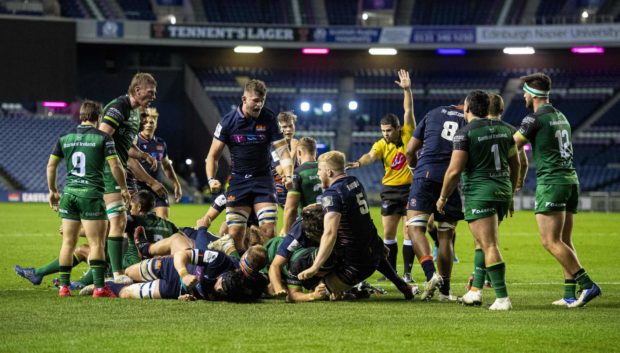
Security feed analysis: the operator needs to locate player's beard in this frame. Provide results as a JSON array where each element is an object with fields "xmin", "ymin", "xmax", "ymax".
[{"xmin": 524, "ymin": 97, "xmax": 533, "ymax": 110}]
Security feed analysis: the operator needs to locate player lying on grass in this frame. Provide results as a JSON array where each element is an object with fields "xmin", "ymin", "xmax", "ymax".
[{"xmin": 82, "ymin": 246, "xmax": 268, "ymax": 301}]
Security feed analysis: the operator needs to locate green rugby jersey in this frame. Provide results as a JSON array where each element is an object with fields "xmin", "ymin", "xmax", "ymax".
[
  {"xmin": 517, "ymin": 103, "xmax": 578, "ymax": 185},
  {"xmin": 101, "ymin": 95, "xmax": 141, "ymax": 167},
  {"xmin": 125, "ymin": 213, "xmax": 179, "ymax": 259},
  {"xmin": 453, "ymin": 118, "xmax": 516, "ymax": 202},
  {"xmin": 290, "ymin": 161, "xmax": 322, "ymax": 208},
  {"xmin": 51, "ymin": 125, "xmax": 118, "ymax": 199},
  {"xmin": 261, "ymin": 236, "xmax": 286, "ymax": 274}
]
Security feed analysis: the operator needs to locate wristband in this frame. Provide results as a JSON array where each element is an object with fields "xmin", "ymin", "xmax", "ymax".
[
  {"xmin": 178, "ymin": 268, "xmax": 189, "ymax": 277},
  {"xmin": 439, "ymin": 195, "xmax": 447, "ymax": 202},
  {"xmin": 208, "ymin": 177, "xmax": 217, "ymax": 184}
]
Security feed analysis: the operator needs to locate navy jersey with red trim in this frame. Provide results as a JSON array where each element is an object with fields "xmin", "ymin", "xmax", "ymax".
[
  {"xmin": 214, "ymin": 106, "xmax": 283, "ymax": 176},
  {"xmin": 320, "ymin": 176, "xmax": 378, "ymax": 262},
  {"xmin": 413, "ymin": 105, "xmax": 465, "ymax": 183},
  {"xmin": 136, "ymin": 134, "xmax": 168, "ymax": 185},
  {"xmin": 187, "ymin": 249, "xmax": 238, "ymax": 299},
  {"xmin": 276, "ymin": 218, "xmax": 317, "ymax": 258}
]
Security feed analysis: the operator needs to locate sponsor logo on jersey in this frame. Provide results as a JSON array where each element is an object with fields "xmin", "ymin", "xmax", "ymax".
[
  {"xmin": 231, "ymin": 134, "xmax": 267, "ymax": 144},
  {"xmin": 391, "ymin": 152, "xmax": 407, "ymax": 170},
  {"xmin": 471, "ymin": 208, "xmax": 494, "ymax": 215},
  {"xmin": 545, "ymin": 201, "xmax": 566, "ymax": 208},
  {"xmin": 256, "ymin": 124, "xmax": 267, "ymax": 132}
]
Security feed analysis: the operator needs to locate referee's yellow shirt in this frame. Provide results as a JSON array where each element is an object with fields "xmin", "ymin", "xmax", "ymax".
[{"xmin": 370, "ymin": 124, "xmax": 413, "ymax": 186}]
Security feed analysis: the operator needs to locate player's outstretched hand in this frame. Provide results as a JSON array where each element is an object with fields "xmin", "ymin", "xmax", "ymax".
[
  {"xmin": 345, "ymin": 161, "xmax": 360, "ymax": 170},
  {"xmin": 174, "ymin": 183, "xmax": 182, "ymax": 203},
  {"xmin": 395, "ymin": 69, "xmax": 411, "ymax": 90},
  {"xmin": 120, "ymin": 189, "xmax": 131, "ymax": 209},
  {"xmin": 144, "ymin": 154, "xmax": 158, "ymax": 171},
  {"xmin": 209, "ymin": 179, "xmax": 221, "ymax": 194},
  {"xmin": 178, "ymin": 294, "xmax": 196, "ymax": 302},
  {"xmin": 436, "ymin": 198, "xmax": 446, "ymax": 215},
  {"xmin": 196, "ymin": 214, "xmax": 212, "ymax": 228},
  {"xmin": 181, "ymin": 274, "xmax": 198, "ymax": 289},
  {"xmin": 48, "ymin": 191, "xmax": 60, "ymax": 212},
  {"xmin": 298, "ymin": 266, "xmax": 318, "ymax": 281},
  {"xmin": 312, "ymin": 283, "xmax": 328, "ymax": 300},
  {"xmin": 150, "ymin": 181, "xmax": 168, "ymax": 198}
]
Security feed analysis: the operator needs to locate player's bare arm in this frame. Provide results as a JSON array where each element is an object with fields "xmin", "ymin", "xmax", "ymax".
[
  {"xmin": 206, "ymin": 139, "xmax": 226, "ymax": 193},
  {"xmin": 268, "ymin": 254, "xmax": 289, "ymax": 296},
  {"xmin": 345, "ymin": 150, "xmax": 378, "ymax": 170},
  {"xmin": 46, "ymin": 156, "xmax": 61, "ymax": 211},
  {"xmin": 273, "ymin": 138, "xmax": 294, "ymax": 189},
  {"xmin": 281, "ymin": 193, "xmax": 301, "ymax": 235},
  {"xmin": 298, "ymin": 211, "xmax": 340, "ymax": 280},
  {"xmin": 172, "ymin": 249, "xmax": 199, "ymax": 289},
  {"xmin": 437, "ymin": 150, "xmax": 468, "ymax": 214},
  {"xmin": 395, "ymin": 69, "xmax": 416, "ymax": 128},
  {"xmin": 127, "ymin": 158, "xmax": 167, "ymax": 198},
  {"xmin": 129, "ymin": 144, "xmax": 157, "ymax": 171},
  {"xmin": 162, "ymin": 156, "xmax": 182, "ymax": 202},
  {"xmin": 107, "ymin": 157, "xmax": 130, "ymax": 207},
  {"xmin": 406, "ymin": 136, "xmax": 422, "ymax": 168}
]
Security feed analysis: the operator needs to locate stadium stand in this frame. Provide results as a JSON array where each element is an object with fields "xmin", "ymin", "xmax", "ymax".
[
  {"xmin": 202, "ymin": 0, "xmax": 292, "ymax": 24},
  {"xmin": 410, "ymin": 0, "xmax": 502, "ymax": 25},
  {"xmin": 116, "ymin": 0, "xmax": 155, "ymax": 21},
  {"xmin": 0, "ymin": 113, "xmax": 73, "ymax": 191},
  {"xmin": 58, "ymin": 0, "xmax": 91, "ymax": 18},
  {"xmin": 325, "ymin": 0, "xmax": 358, "ymax": 25}
]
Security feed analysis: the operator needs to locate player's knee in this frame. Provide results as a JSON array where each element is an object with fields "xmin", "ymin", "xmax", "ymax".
[{"xmin": 406, "ymin": 214, "xmax": 430, "ymax": 230}]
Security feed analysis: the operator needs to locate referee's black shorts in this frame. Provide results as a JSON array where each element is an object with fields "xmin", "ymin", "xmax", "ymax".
[{"xmin": 380, "ymin": 184, "xmax": 410, "ymax": 217}]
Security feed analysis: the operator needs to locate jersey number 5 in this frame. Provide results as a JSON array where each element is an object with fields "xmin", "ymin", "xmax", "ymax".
[
  {"xmin": 356, "ymin": 193, "xmax": 369, "ymax": 215},
  {"xmin": 441, "ymin": 121, "xmax": 459, "ymax": 141},
  {"xmin": 71, "ymin": 152, "xmax": 86, "ymax": 177}
]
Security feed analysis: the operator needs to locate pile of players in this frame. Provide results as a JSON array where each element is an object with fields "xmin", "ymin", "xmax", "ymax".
[{"xmin": 15, "ymin": 70, "xmax": 601, "ymax": 310}]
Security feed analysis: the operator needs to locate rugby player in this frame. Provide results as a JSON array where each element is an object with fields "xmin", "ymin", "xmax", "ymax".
[
  {"xmin": 133, "ymin": 107, "xmax": 182, "ymax": 219},
  {"xmin": 272, "ymin": 111, "xmax": 299, "ymax": 208},
  {"xmin": 513, "ymin": 73, "xmax": 601, "ymax": 307},
  {"xmin": 206, "ymin": 79, "xmax": 294, "ymax": 252},
  {"xmin": 346, "ymin": 69, "xmax": 416, "ymax": 282},
  {"xmin": 437, "ymin": 90, "xmax": 519, "ymax": 311},
  {"xmin": 298, "ymin": 151, "xmax": 417, "ymax": 300},
  {"xmin": 47, "ymin": 100, "xmax": 130, "ymax": 297},
  {"xmin": 406, "ymin": 100, "xmax": 466, "ymax": 301},
  {"xmin": 281, "ymin": 136, "xmax": 322, "ymax": 235},
  {"xmin": 99, "ymin": 73, "xmax": 167, "ymax": 281}
]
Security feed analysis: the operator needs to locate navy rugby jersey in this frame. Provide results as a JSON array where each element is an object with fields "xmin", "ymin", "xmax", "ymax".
[
  {"xmin": 135, "ymin": 133, "xmax": 168, "ymax": 187},
  {"xmin": 413, "ymin": 105, "xmax": 465, "ymax": 183},
  {"xmin": 320, "ymin": 176, "xmax": 379, "ymax": 262},
  {"xmin": 276, "ymin": 218, "xmax": 316, "ymax": 259},
  {"xmin": 186, "ymin": 249, "xmax": 238, "ymax": 299},
  {"xmin": 214, "ymin": 106, "xmax": 283, "ymax": 176}
]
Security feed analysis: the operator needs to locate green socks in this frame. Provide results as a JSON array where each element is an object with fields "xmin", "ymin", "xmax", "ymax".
[
  {"xmin": 573, "ymin": 268, "xmax": 594, "ymax": 290},
  {"xmin": 564, "ymin": 279, "xmax": 577, "ymax": 299},
  {"xmin": 35, "ymin": 254, "xmax": 81, "ymax": 277},
  {"xmin": 472, "ymin": 249, "xmax": 486, "ymax": 289},
  {"xmin": 107, "ymin": 237, "xmax": 124, "ymax": 274},
  {"xmin": 59, "ymin": 266, "xmax": 72, "ymax": 286},
  {"xmin": 89, "ymin": 259, "xmax": 107, "ymax": 289},
  {"xmin": 78, "ymin": 268, "xmax": 94, "ymax": 285},
  {"xmin": 487, "ymin": 262, "xmax": 508, "ymax": 298}
]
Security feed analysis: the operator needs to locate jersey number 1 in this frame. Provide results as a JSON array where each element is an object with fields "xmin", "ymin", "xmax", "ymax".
[{"xmin": 71, "ymin": 152, "xmax": 86, "ymax": 177}]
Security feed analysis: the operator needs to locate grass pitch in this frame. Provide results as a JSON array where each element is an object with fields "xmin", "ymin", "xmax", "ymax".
[{"xmin": 0, "ymin": 203, "xmax": 619, "ymax": 353}]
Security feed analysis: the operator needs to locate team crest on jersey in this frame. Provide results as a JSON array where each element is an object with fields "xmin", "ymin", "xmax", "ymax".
[
  {"xmin": 256, "ymin": 124, "xmax": 267, "ymax": 132},
  {"xmin": 391, "ymin": 152, "xmax": 407, "ymax": 170},
  {"xmin": 321, "ymin": 196, "xmax": 333, "ymax": 208}
]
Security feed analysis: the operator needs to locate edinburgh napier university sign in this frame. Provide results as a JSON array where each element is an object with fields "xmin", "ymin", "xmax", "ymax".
[{"xmin": 151, "ymin": 23, "xmax": 311, "ymax": 41}]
